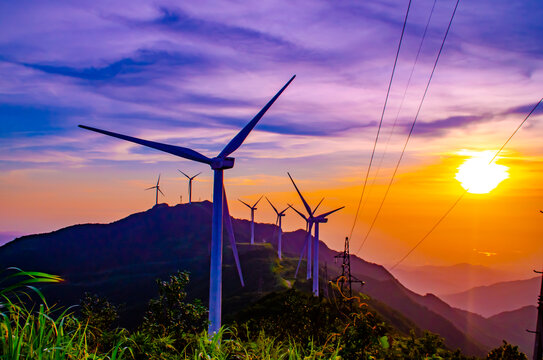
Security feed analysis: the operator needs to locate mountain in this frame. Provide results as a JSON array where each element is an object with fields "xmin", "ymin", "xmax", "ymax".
[
  {"xmin": 441, "ymin": 277, "xmax": 540, "ymax": 317},
  {"xmin": 391, "ymin": 263, "xmax": 520, "ymax": 296},
  {"xmin": 488, "ymin": 306, "xmax": 538, "ymax": 356},
  {"xmin": 1, "ymin": 202, "xmax": 531, "ymax": 357}
]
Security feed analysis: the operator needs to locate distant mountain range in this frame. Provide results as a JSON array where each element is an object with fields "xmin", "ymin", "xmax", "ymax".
[
  {"xmin": 0, "ymin": 202, "xmax": 537, "ymax": 357},
  {"xmin": 391, "ymin": 263, "xmax": 522, "ymax": 296},
  {"xmin": 441, "ymin": 277, "xmax": 540, "ymax": 318}
]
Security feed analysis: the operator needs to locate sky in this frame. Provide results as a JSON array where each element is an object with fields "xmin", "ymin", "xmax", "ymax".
[{"xmin": 1, "ymin": 0, "xmax": 542, "ymax": 277}]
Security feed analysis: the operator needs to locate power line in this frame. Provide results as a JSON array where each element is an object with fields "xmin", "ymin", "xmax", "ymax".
[
  {"xmin": 354, "ymin": 0, "xmax": 438, "ymax": 247},
  {"xmin": 369, "ymin": 0, "xmax": 438, "ymax": 191},
  {"xmin": 356, "ymin": 0, "xmax": 461, "ymax": 254},
  {"xmin": 348, "ymin": 0, "xmax": 413, "ymax": 241},
  {"xmin": 389, "ymin": 97, "xmax": 543, "ymax": 270}
]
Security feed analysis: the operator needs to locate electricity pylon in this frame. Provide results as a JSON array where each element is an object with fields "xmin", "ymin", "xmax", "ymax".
[{"xmin": 334, "ymin": 236, "xmax": 364, "ymax": 300}]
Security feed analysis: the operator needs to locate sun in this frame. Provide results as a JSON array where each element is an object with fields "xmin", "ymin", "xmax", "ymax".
[{"xmin": 455, "ymin": 150, "xmax": 509, "ymax": 194}]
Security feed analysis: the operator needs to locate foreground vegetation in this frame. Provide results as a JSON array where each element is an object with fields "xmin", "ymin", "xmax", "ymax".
[{"xmin": 0, "ymin": 268, "xmax": 529, "ymax": 359}]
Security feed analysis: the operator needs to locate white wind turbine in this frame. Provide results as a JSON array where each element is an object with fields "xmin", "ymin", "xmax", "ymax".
[
  {"xmin": 287, "ymin": 172, "xmax": 344, "ymax": 296},
  {"xmin": 146, "ymin": 174, "xmax": 165, "ymax": 206},
  {"xmin": 178, "ymin": 170, "xmax": 201, "ymax": 204},
  {"xmin": 79, "ymin": 75, "xmax": 295, "ymax": 334},
  {"xmin": 238, "ymin": 196, "xmax": 263, "ymax": 245},
  {"xmin": 288, "ymin": 196, "xmax": 323, "ymax": 279},
  {"xmin": 266, "ymin": 197, "xmax": 289, "ymax": 260}
]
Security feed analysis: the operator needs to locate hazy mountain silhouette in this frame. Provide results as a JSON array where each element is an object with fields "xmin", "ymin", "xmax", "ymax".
[
  {"xmin": 441, "ymin": 276, "xmax": 540, "ymax": 317},
  {"xmin": 391, "ymin": 263, "xmax": 520, "ymax": 295},
  {"xmin": 0, "ymin": 202, "xmax": 532, "ymax": 356}
]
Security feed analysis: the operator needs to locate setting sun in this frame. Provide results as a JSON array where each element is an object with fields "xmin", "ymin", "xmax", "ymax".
[{"xmin": 455, "ymin": 150, "xmax": 509, "ymax": 194}]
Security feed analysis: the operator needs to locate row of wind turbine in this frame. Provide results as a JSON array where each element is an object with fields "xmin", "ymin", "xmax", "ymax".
[{"xmin": 79, "ymin": 75, "xmax": 296, "ymax": 335}]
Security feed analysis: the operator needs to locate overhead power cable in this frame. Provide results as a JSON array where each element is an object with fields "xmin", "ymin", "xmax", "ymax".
[
  {"xmin": 348, "ymin": 0, "xmax": 413, "ymax": 241},
  {"xmin": 356, "ymin": 0, "xmax": 461, "ymax": 255},
  {"xmin": 389, "ymin": 97, "xmax": 543, "ymax": 270},
  {"xmin": 356, "ymin": 0, "xmax": 438, "ymax": 239}
]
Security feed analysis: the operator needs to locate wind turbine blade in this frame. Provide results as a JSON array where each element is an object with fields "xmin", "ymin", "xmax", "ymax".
[
  {"xmin": 218, "ymin": 75, "xmax": 296, "ymax": 158},
  {"xmin": 266, "ymin": 197, "xmax": 279, "ymax": 215},
  {"xmin": 317, "ymin": 206, "xmax": 345, "ymax": 218},
  {"xmin": 145, "ymin": 186, "xmax": 155, "ymax": 190},
  {"xmin": 79, "ymin": 125, "xmax": 212, "ymax": 165},
  {"xmin": 238, "ymin": 199, "xmax": 252, "ymax": 208},
  {"xmin": 313, "ymin": 197, "xmax": 324, "ymax": 214},
  {"xmin": 288, "ymin": 204, "xmax": 307, "ymax": 221},
  {"xmin": 158, "ymin": 188, "xmax": 165, "ymax": 196},
  {"xmin": 253, "ymin": 195, "xmax": 263, "ymax": 208},
  {"xmin": 287, "ymin": 172, "xmax": 312, "ymax": 215},
  {"xmin": 192, "ymin": 172, "xmax": 202, "ymax": 179},
  {"xmin": 294, "ymin": 237, "xmax": 309, "ymax": 278},
  {"xmin": 279, "ymin": 206, "xmax": 289, "ymax": 215},
  {"xmin": 178, "ymin": 170, "xmax": 191, "ymax": 179},
  {"xmin": 157, "ymin": 174, "xmax": 161, "ymax": 186},
  {"xmin": 223, "ymin": 188, "xmax": 245, "ymax": 287}
]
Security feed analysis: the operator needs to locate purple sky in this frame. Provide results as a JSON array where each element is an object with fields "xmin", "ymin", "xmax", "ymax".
[{"xmin": 1, "ymin": 0, "xmax": 542, "ymax": 271}]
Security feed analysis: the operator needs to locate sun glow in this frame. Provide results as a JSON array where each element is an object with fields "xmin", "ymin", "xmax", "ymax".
[{"xmin": 455, "ymin": 150, "xmax": 509, "ymax": 194}]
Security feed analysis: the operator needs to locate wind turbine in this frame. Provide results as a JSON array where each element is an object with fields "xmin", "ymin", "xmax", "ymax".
[
  {"xmin": 266, "ymin": 197, "xmax": 289, "ymax": 260},
  {"xmin": 79, "ymin": 75, "xmax": 295, "ymax": 334},
  {"xmin": 178, "ymin": 170, "xmax": 201, "ymax": 204},
  {"xmin": 238, "ymin": 196, "xmax": 263, "ymax": 245},
  {"xmin": 288, "ymin": 172, "xmax": 344, "ymax": 296},
  {"xmin": 146, "ymin": 174, "xmax": 164, "ymax": 205},
  {"xmin": 288, "ymin": 196, "xmax": 323, "ymax": 279}
]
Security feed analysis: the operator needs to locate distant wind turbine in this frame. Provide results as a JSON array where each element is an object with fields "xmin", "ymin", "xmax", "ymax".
[
  {"xmin": 288, "ymin": 196, "xmax": 323, "ymax": 279},
  {"xmin": 79, "ymin": 74, "xmax": 296, "ymax": 334},
  {"xmin": 146, "ymin": 174, "xmax": 164, "ymax": 205},
  {"xmin": 178, "ymin": 170, "xmax": 201, "ymax": 204},
  {"xmin": 266, "ymin": 197, "xmax": 289, "ymax": 260},
  {"xmin": 288, "ymin": 172, "xmax": 343, "ymax": 296},
  {"xmin": 239, "ymin": 196, "xmax": 263, "ymax": 245}
]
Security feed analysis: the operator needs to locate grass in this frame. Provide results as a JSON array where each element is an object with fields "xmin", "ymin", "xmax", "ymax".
[{"xmin": 1, "ymin": 300, "xmax": 341, "ymax": 359}]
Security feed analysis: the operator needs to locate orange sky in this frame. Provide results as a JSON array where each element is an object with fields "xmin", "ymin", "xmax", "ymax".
[{"xmin": 1, "ymin": 147, "xmax": 541, "ymax": 277}]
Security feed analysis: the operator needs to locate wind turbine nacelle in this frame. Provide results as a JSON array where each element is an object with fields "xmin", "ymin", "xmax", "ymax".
[
  {"xmin": 211, "ymin": 157, "xmax": 235, "ymax": 170},
  {"xmin": 315, "ymin": 217, "xmax": 328, "ymax": 223}
]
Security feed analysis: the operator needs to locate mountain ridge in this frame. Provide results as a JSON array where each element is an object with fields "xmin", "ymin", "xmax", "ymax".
[{"xmin": 0, "ymin": 202, "xmax": 534, "ymax": 357}]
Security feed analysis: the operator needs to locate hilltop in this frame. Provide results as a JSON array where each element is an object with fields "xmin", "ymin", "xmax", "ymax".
[{"xmin": 0, "ymin": 201, "xmax": 535, "ymax": 357}]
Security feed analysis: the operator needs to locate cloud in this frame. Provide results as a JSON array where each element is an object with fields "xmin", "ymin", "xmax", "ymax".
[
  {"xmin": 502, "ymin": 100, "xmax": 543, "ymax": 117},
  {"xmin": 20, "ymin": 49, "xmax": 206, "ymax": 83},
  {"xmin": 410, "ymin": 114, "xmax": 487, "ymax": 136}
]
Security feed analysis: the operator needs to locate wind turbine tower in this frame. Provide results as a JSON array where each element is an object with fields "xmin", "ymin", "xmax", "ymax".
[
  {"xmin": 266, "ymin": 197, "xmax": 289, "ymax": 259},
  {"xmin": 146, "ymin": 174, "xmax": 164, "ymax": 205},
  {"xmin": 289, "ymin": 197, "xmax": 323, "ymax": 279},
  {"xmin": 178, "ymin": 170, "xmax": 201, "ymax": 204},
  {"xmin": 288, "ymin": 172, "xmax": 343, "ymax": 296},
  {"xmin": 79, "ymin": 75, "xmax": 295, "ymax": 335},
  {"xmin": 239, "ymin": 196, "xmax": 263, "ymax": 245}
]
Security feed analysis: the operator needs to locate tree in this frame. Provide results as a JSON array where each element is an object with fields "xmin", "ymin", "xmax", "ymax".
[
  {"xmin": 486, "ymin": 341, "xmax": 528, "ymax": 360},
  {"xmin": 79, "ymin": 292, "xmax": 123, "ymax": 352},
  {"xmin": 142, "ymin": 271, "xmax": 208, "ymax": 344}
]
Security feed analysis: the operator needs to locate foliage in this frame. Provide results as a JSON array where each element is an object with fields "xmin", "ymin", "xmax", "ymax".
[
  {"xmin": 234, "ymin": 289, "xmax": 344, "ymax": 345},
  {"xmin": 337, "ymin": 303, "xmax": 389, "ymax": 359},
  {"xmin": 0, "ymin": 268, "xmax": 128, "ymax": 359},
  {"xmin": 486, "ymin": 340, "xmax": 528, "ymax": 360},
  {"xmin": 1, "ymin": 300, "xmax": 129, "ymax": 359},
  {"xmin": 128, "ymin": 271, "xmax": 207, "ymax": 358},
  {"xmin": 80, "ymin": 292, "xmax": 125, "ymax": 353},
  {"xmin": 0, "ymin": 267, "xmax": 63, "ymax": 308},
  {"xmin": 1, "ymin": 268, "xmax": 531, "ymax": 360}
]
